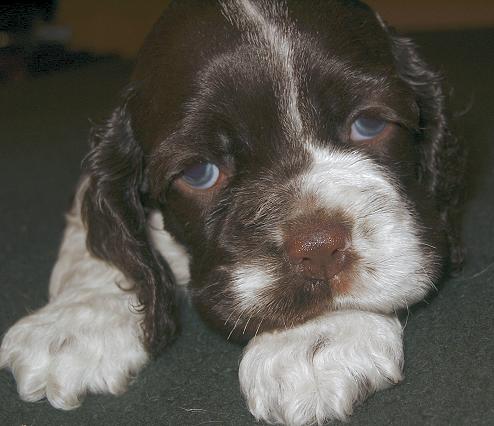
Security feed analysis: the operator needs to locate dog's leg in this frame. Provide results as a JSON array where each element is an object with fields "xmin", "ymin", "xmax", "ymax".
[
  {"xmin": 0, "ymin": 180, "xmax": 149, "ymax": 410},
  {"xmin": 239, "ymin": 310, "xmax": 404, "ymax": 425}
]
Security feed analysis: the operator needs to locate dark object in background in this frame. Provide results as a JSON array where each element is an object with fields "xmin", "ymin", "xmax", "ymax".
[
  {"xmin": 0, "ymin": 1, "xmax": 57, "ymax": 32},
  {"xmin": 0, "ymin": 1, "xmax": 57, "ymax": 80},
  {"xmin": 0, "ymin": 0, "xmax": 102, "ymax": 81}
]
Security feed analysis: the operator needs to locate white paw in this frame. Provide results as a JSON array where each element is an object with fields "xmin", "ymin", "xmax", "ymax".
[
  {"xmin": 239, "ymin": 311, "xmax": 403, "ymax": 425},
  {"xmin": 0, "ymin": 291, "xmax": 148, "ymax": 410}
]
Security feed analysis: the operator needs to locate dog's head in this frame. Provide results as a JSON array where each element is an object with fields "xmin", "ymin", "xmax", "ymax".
[{"xmin": 81, "ymin": 0, "xmax": 464, "ymax": 353}]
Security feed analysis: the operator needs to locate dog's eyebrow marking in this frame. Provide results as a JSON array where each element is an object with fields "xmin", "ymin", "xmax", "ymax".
[{"xmin": 221, "ymin": 0, "xmax": 303, "ymax": 136}]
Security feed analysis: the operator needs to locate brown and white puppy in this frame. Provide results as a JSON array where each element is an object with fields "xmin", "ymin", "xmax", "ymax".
[{"xmin": 0, "ymin": 1, "xmax": 464, "ymax": 424}]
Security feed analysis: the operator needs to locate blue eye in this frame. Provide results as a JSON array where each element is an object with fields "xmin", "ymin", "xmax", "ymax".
[
  {"xmin": 181, "ymin": 162, "xmax": 220, "ymax": 189},
  {"xmin": 350, "ymin": 116, "xmax": 387, "ymax": 141}
]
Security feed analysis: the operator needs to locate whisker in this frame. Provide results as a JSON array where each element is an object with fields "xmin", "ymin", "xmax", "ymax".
[
  {"xmin": 254, "ymin": 316, "xmax": 266, "ymax": 339},
  {"xmin": 243, "ymin": 303, "xmax": 266, "ymax": 335},
  {"xmin": 400, "ymin": 303, "xmax": 410, "ymax": 331},
  {"xmin": 227, "ymin": 308, "xmax": 248, "ymax": 340},
  {"xmin": 417, "ymin": 241, "xmax": 438, "ymax": 250},
  {"xmin": 242, "ymin": 314, "xmax": 253, "ymax": 335},
  {"xmin": 224, "ymin": 302, "xmax": 243, "ymax": 326}
]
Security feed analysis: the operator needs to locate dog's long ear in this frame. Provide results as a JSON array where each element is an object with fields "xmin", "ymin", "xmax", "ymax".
[
  {"xmin": 385, "ymin": 30, "xmax": 465, "ymax": 271},
  {"xmin": 81, "ymin": 88, "xmax": 178, "ymax": 356}
]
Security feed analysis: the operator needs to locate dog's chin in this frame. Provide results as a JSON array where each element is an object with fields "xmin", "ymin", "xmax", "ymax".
[{"xmin": 191, "ymin": 269, "xmax": 358, "ymax": 343}]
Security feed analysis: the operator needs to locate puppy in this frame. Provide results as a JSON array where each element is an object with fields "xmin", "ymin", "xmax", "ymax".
[{"xmin": 0, "ymin": 1, "xmax": 464, "ymax": 424}]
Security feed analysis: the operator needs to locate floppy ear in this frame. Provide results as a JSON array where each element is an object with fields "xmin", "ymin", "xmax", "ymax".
[
  {"xmin": 387, "ymin": 31, "xmax": 465, "ymax": 271},
  {"xmin": 81, "ymin": 88, "xmax": 178, "ymax": 356}
]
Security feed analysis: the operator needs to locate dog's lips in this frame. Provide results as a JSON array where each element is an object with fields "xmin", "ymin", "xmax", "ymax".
[
  {"xmin": 329, "ymin": 272, "xmax": 354, "ymax": 296},
  {"xmin": 191, "ymin": 244, "xmax": 362, "ymax": 341}
]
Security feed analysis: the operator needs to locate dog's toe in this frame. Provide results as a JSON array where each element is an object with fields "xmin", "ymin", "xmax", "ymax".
[{"xmin": 1, "ymin": 297, "xmax": 149, "ymax": 409}]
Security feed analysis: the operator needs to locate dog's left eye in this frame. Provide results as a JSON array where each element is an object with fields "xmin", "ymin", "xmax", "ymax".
[
  {"xmin": 181, "ymin": 162, "xmax": 220, "ymax": 189},
  {"xmin": 350, "ymin": 116, "xmax": 387, "ymax": 141}
]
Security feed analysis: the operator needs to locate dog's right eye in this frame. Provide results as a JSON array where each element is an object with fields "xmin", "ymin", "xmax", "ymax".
[{"xmin": 181, "ymin": 162, "xmax": 220, "ymax": 189}]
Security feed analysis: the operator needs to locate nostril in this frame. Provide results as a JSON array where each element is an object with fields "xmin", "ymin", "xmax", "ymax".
[
  {"xmin": 330, "ymin": 246, "xmax": 340, "ymax": 256},
  {"xmin": 284, "ymin": 221, "xmax": 351, "ymax": 280}
]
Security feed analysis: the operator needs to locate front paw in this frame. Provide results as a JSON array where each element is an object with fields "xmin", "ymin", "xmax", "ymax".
[
  {"xmin": 239, "ymin": 311, "xmax": 403, "ymax": 425},
  {"xmin": 0, "ymin": 293, "xmax": 148, "ymax": 410}
]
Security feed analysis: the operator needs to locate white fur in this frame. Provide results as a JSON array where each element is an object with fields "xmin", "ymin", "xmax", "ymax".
[
  {"xmin": 240, "ymin": 310, "xmax": 404, "ymax": 425},
  {"xmin": 148, "ymin": 210, "xmax": 190, "ymax": 286},
  {"xmin": 230, "ymin": 146, "xmax": 431, "ymax": 424},
  {"xmin": 1, "ymin": 3, "xmax": 433, "ymax": 422},
  {"xmin": 303, "ymin": 146, "xmax": 436, "ymax": 312},
  {"xmin": 231, "ymin": 265, "xmax": 274, "ymax": 311},
  {"xmin": 221, "ymin": 0, "xmax": 303, "ymax": 134},
  {"xmin": 227, "ymin": 146, "xmax": 435, "ymax": 317},
  {"xmin": 0, "ymin": 180, "xmax": 188, "ymax": 410}
]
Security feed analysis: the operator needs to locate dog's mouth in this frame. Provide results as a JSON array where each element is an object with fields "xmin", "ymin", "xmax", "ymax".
[{"xmin": 192, "ymin": 254, "xmax": 359, "ymax": 342}]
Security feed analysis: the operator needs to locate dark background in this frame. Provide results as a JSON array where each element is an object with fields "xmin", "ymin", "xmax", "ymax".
[{"xmin": 0, "ymin": 2, "xmax": 493, "ymax": 425}]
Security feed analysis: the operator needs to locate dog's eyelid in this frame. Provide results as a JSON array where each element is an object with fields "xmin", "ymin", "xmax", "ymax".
[
  {"xmin": 350, "ymin": 117, "xmax": 388, "ymax": 142},
  {"xmin": 179, "ymin": 155, "xmax": 231, "ymax": 175},
  {"xmin": 181, "ymin": 163, "xmax": 220, "ymax": 190},
  {"xmin": 351, "ymin": 104, "xmax": 412, "ymax": 124},
  {"xmin": 379, "ymin": 110, "xmax": 416, "ymax": 130},
  {"xmin": 348, "ymin": 105, "xmax": 415, "ymax": 142},
  {"xmin": 170, "ymin": 158, "xmax": 234, "ymax": 197}
]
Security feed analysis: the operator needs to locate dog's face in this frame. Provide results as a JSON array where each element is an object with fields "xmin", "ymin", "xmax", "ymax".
[{"xmin": 83, "ymin": 0, "xmax": 463, "ymax": 351}]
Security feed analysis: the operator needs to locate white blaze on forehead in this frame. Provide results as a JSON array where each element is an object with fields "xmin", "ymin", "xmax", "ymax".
[{"xmin": 221, "ymin": 0, "xmax": 303, "ymax": 134}]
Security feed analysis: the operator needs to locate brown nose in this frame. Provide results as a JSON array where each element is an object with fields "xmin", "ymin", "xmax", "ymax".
[{"xmin": 285, "ymin": 223, "xmax": 350, "ymax": 281}]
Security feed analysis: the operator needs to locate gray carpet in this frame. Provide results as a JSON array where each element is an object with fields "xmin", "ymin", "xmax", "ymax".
[{"xmin": 1, "ymin": 29, "xmax": 493, "ymax": 425}]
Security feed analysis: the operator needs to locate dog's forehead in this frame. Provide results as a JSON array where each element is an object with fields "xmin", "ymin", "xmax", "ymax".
[{"xmin": 130, "ymin": 0, "xmax": 396, "ymax": 152}]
